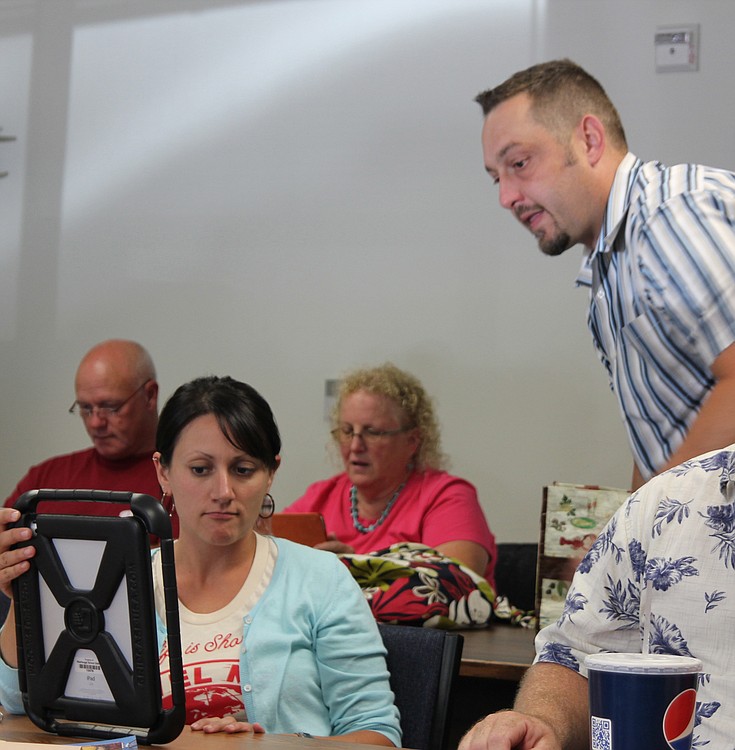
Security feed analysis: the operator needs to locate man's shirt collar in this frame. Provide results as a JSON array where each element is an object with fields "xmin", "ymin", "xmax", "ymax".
[{"xmin": 576, "ymin": 152, "xmax": 641, "ymax": 287}]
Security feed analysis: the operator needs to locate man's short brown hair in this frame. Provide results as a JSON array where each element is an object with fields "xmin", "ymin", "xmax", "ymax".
[{"xmin": 475, "ymin": 58, "xmax": 627, "ymax": 150}]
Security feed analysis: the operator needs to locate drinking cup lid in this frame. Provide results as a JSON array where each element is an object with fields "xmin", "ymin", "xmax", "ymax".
[{"xmin": 585, "ymin": 652, "xmax": 702, "ymax": 674}]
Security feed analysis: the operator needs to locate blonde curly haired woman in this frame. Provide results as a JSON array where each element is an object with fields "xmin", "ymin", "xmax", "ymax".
[{"xmin": 286, "ymin": 363, "xmax": 496, "ymax": 585}]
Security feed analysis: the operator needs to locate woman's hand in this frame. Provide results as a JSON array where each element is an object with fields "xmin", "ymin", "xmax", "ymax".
[
  {"xmin": 191, "ymin": 715, "xmax": 266, "ymax": 734},
  {"xmin": 315, "ymin": 533, "xmax": 354, "ymax": 555},
  {"xmin": 0, "ymin": 508, "xmax": 35, "ymax": 599},
  {"xmin": 0, "ymin": 507, "xmax": 35, "ymax": 668}
]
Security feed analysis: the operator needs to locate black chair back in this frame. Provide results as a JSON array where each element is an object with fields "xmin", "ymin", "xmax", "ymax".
[
  {"xmin": 378, "ymin": 623, "xmax": 463, "ymax": 750},
  {"xmin": 494, "ymin": 542, "xmax": 538, "ymax": 613}
]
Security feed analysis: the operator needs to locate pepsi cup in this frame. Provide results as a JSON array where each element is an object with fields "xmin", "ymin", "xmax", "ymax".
[{"xmin": 585, "ymin": 653, "xmax": 702, "ymax": 750}]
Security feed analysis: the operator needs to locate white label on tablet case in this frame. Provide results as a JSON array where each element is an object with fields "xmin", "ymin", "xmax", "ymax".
[{"xmin": 65, "ymin": 649, "xmax": 114, "ymax": 701}]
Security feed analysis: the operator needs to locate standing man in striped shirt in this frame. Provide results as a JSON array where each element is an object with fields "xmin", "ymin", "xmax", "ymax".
[{"xmin": 475, "ymin": 58, "xmax": 735, "ymax": 490}]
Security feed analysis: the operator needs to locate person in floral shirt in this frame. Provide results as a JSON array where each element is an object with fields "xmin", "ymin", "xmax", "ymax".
[{"xmin": 460, "ymin": 445, "xmax": 735, "ymax": 750}]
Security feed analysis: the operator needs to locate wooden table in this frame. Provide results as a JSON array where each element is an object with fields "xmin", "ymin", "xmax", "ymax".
[
  {"xmin": 1, "ymin": 628, "xmax": 535, "ymax": 750},
  {"xmin": 458, "ymin": 625, "xmax": 536, "ymax": 681},
  {"xmin": 0, "ymin": 714, "xmax": 388, "ymax": 750}
]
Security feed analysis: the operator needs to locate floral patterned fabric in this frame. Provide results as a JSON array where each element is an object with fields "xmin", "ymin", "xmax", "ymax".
[
  {"xmin": 535, "ymin": 445, "xmax": 735, "ymax": 747},
  {"xmin": 339, "ymin": 542, "xmax": 495, "ymax": 629}
]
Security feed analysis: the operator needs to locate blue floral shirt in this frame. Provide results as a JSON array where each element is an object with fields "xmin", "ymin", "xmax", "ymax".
[{"xmin": 536, "ymin": 444, "xmax": 735, "ymax": 747}]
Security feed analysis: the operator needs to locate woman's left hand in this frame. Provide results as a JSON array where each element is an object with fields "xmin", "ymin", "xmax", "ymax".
[
  {"xmin": 314, "ymin": 533, "xmax": 354, "ymax": 555},
  {"xmin": 191, "ymin": 716, "xmax": 266, "ymax": 734}
]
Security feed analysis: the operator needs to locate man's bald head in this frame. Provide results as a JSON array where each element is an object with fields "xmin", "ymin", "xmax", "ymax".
[{"xmin": 72, "ymin": 340, "xmax": 159, "ymax": 460}]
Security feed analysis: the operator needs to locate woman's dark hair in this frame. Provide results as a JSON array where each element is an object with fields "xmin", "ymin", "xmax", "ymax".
[{"xmin": 156, "ymin": 376, "xmax": 281, "ymax": 470}]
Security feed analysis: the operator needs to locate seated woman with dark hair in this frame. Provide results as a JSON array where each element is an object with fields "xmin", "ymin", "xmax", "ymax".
[
  {"xmin": 0, "ymin": 376, "xmax": 400, "ymax": 744},
  {"xmin": 285, "ymin": 363, "xmax": 497, "ymax": 627}
]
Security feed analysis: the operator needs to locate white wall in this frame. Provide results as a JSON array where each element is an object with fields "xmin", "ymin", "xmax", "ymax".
[{"xmin": 1, "ymin": 0, "xmax": 733, "ymax": 542}]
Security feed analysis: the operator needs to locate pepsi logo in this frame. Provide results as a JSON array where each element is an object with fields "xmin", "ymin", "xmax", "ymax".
[{"xmin": 663, "ymin": 688, "xmax": 697, "ymax": 750}]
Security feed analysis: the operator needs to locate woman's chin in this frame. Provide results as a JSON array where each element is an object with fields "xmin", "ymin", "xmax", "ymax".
[{"xmin": 347, "ymin": 470, "xmax": 375, "ymax": 486}]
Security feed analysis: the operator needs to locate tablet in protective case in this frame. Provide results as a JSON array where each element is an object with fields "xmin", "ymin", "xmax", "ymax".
[{"xmin": 11, "ymin": 489, "xmax": 185, "ymax": 745}]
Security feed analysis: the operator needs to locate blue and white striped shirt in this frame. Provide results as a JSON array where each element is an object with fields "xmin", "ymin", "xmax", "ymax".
[{"xmin": 576, "ymin": 153, "xmax": 735, "ymax": 479}]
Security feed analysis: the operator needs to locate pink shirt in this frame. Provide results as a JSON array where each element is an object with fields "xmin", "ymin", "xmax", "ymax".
[{"xmin": 286, "ymin": 468, "xmax": 496, "ymax": 587}]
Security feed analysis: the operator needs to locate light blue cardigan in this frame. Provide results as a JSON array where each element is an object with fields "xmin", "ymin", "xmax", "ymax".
[{"xmin": 0, "ymin": 538, "xmax": 401, "ymax": 746}]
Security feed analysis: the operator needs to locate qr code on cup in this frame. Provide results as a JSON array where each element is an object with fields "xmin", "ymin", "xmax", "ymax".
[{"xmin": 591, "ymin": 715, "xmax": 612, "ymax": 750}]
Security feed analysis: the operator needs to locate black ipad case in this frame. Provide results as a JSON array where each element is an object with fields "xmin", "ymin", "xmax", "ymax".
[{"xmin": 11, "ymin": 489, "xmax": 185, "ymax": 744}]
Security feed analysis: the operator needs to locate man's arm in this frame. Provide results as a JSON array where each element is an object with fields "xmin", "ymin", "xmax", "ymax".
[
  {"xmin": 631, "ymin": 463, "xmax": 644, "ymax": 492},
  {"xmin": 459, "ymin": 663, "xmax": 589, "ymax": 750},
  {"xmin": 655, "ymin": 341, "xmax": 735, "ymax": 478}
]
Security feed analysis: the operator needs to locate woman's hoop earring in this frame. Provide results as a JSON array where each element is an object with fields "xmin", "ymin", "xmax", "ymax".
[
  {"xmin": 259, "ymin": 493, "xmax": 275, "ymax": 519},
  {"xmin": 161, "ymin": 491, "xmax": 175, "ymax": 517}
]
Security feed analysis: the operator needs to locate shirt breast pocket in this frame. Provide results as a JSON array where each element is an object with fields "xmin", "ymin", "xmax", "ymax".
[{"xmin": 620, "ymin": 311, "xmax": 709, "ymax": 398}]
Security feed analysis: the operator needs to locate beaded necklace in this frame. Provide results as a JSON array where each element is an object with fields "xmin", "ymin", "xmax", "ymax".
[{"xmin": 350, "ymin": 481, "xmax": 406, "ymax": 534}]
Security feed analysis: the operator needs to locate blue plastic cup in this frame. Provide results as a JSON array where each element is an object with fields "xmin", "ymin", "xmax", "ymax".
[{"xmin": 585, "ymin": 653, "xmax": 702, "ymax": 750}]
